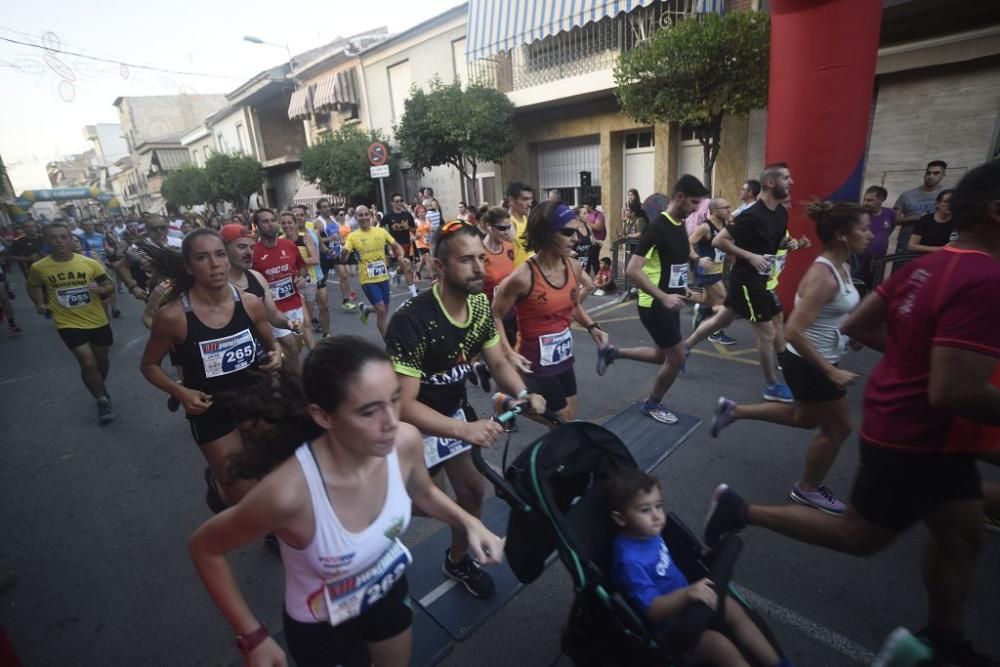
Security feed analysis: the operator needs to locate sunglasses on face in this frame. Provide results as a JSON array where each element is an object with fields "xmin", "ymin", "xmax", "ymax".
[
  {"xmin": 557, "ymin": 227, "xmax": 579, "ymax": 237},
  {"xmin": 392, "ymin": 199, "xmax": 403, "ymax": 203},
  {"xmin": 492, "ymin": 224, "xmax": 511, "ymax": 231},
  {"xmin": 148, "ymin": 225, "xmax": 168, "ymax": 232}
]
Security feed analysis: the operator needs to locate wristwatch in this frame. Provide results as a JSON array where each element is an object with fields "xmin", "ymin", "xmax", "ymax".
[{"xmin": 234, "ymin": 623, "xmax": 268, "ymax": 654}]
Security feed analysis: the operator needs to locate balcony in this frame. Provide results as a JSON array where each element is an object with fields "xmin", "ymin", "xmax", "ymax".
[{"xmin": 467, "ymin": 1, "xmax": 697, "ymax": 106}]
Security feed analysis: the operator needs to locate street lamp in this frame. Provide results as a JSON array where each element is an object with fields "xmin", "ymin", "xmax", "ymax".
[{"xmin": 243, "ymin": 35, "xmax": 294, "ymax": 75}]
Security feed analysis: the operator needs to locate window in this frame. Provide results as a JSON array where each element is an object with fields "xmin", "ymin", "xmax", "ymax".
[
  {"xmin": 387, "ymin": 60, "xmax": 412, "ymax": 121},
  {"xmin": 217, "ymin": 133, "xmax": 226, "ymax": 152},
  {"xmin": 624, "ymin": 131, "xmax": 654, "ymax": 149},
  {"xmin": 235, "ymin": 123, "xmax": 245, "ymax": 153},
  {"xmin": 452, "ymin": 38, "xmax": 467, "ymax": 86}
]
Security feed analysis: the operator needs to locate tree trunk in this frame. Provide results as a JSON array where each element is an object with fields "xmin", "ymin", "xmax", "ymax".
[
  {"xmin": 469, "ymin": 158, "xmax": 479, "ymax": 205},
  {"xmin": 699, "ymin": 118, "xmax": 724, "ymax": 195}
]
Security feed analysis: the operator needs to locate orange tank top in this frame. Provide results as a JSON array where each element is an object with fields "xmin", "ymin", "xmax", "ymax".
[
  {"xmin": 483, "ymin": 240, "xmax": 515, "ymax": 304},
  {"xmin": 515, "ymin": 257, "xmax": 578, "ymax": 376}
]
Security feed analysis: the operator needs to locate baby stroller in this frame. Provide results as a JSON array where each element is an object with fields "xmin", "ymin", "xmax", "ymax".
[{"xmin": 472, "ymin": 410, "xmax": 784, "ymax": 667}]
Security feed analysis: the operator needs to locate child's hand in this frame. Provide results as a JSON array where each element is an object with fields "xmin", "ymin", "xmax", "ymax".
[{"xmin": 686, "ymin": 578, "xmax": 718, "ymax": 610}]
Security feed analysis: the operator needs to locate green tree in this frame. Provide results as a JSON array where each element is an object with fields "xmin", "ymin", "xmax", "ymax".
[
  {"xmin": 160, "ymin": 164, "xmax": 211, "ymax": 208},
  {"xmin": 0, "ymin": 154, "xmax": 9, "ymax": 198},
  {"xmin": 614, "ymin": 11, "xmax": 770, "ymax": 191},
  {"xmin": 204, "ymin": 153, "xmax": 263, "ymax": 210},
  {"xmin": 396, "ymin": 79, "xmax": 516, "ymax": 203},
  {"xmin": 301, "ymin": 125, "xmax": 393, "ymax": 202}
]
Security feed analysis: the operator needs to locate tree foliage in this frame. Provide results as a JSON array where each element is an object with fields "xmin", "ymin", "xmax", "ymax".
[
  {"xmin": 396, "ymin": 79, "xmax": 516, "ymax": 203},
  {"xmin": 301, "ymin": 125, "xmax": 393, "ymax": 201},
  {"xmin": 614, "ymin": 11, "xmax": 770, "ymax": 190},
  {"xmin": 160, "ymin": 164, "xmax": 212, "ymax": 208},
  {"xmin": 204, "ymin": 153, "xmax": 263, "ymax": 209}
]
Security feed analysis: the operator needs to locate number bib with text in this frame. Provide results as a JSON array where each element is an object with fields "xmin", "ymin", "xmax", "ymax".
[
  {"xmin": 668, "ymin": 263, "xmax": 688, "ymax": 289},
  {"xmin": 199, "ymin": 328, "xmax": 257, "ymax": 378},
  {"xmin": 422, "ymin": 407, "xmax": 472, "ymax": 468},
  {"xmin": 56, "ymin": 286, "xmax": 93, "ymax": 308},
  {"xmin": 539, "ymin": 328, "xmax": 573, "ymax": 367},
  {"xmin": 270, "ymin": 276, "xmax": 295, "ymax": 301},
  {"xmin": 366, "ymin": 259, "xmax": 388, "ymax": 280},
  {"xmin": 760, "ymin": 254, "xmax": 777, "ymax": 277},
  {"xmin": 323, "ymin": 540, "xmax": 412, "ymax": 626}
]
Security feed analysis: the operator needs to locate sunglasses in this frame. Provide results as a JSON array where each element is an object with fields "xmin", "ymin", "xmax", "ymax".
[
  {"xmin": 557, "ymin": 227, "xmax": 579, "ymax": 237},
  {"xmin": 439, "ymin": 220, "xmax": 472, "ymax": 235},
  {"xmin": 392, "ymin": 199, "xmax": 403, "ymax": 203},
  {"xmin": 491, "ymin": 224, "xmax": 511, "ymax": 231},
  {"xmin": 148, "ymin": 225, "xmax": 168, "ymax": 232}
]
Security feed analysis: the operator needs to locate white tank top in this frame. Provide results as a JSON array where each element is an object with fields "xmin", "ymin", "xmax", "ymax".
[
  {"xmin": 787, "ymin": 256, "xmax": 859, "ymax": 363},
  {"xmin": 281, "ymin": 443, "xmax": 412, "ymax": 624}
]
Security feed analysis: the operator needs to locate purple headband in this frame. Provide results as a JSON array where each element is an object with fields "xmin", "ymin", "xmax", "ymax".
[{"xmin": 551, "ymin": 204, "xmax": 577, "ymax": 231}]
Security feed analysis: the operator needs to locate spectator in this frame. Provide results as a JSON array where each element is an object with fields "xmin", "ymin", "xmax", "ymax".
[
  {"xmin": 457, "ymin": 201, "xmax": 469, "ymax": 221},
  {"xmin": 584, "ymin": 197, "xmax": 606, "ymax": 275},
  {"xmin": 733, "ymin": 179, "xmax": 761, "ymax": 216},
  {"xmin": 624, "ymin": 200, "xmax": 649, "ymax": 240},
  {"xmin": 892, "ymin": 160, "xmax": 947, "ymax": 253},
  {"xmin": 547, "ymin": 189, "xmax": 561, "ymax": 203},
  {"xmin": 853, "ymin": 185, "xmax": 896, "ymax": 291},
  {"xmin": 593, "ymin": 256, "xmax": 616, "ymax": 296},
  {"xmin": 907, "ymin": 189, "xmax": 955, "ymax": 254},
  {"xmin": 621, "ymin": 188, "xmax": 641, "ymax": 221}
]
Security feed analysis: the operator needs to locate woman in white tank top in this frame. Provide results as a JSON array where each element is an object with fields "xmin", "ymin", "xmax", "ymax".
[
  {"xmin": 710, "ymin": 202, "xmax": 874, "ymax": 515},
  {"xmin": 189, "ymin": 336, "xmax": 504, "ymax": 667}
]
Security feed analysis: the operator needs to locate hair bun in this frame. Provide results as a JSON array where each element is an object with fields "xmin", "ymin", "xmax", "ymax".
[{"xmin": 805, "ymin": 200, "xmax": 833, "ymax": 223}]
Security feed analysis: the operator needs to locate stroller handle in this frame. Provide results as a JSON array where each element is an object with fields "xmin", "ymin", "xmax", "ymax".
[{"xmin": 492, "ymin": 393, "xmax": 564, "ymax": 426}]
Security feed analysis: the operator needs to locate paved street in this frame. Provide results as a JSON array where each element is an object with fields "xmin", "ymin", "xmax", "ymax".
[{"xmin": 1, "ymin": 273, "xmax": 998, "ymax": 667}]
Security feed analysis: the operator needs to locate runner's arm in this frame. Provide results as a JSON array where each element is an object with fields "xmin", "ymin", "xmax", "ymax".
[
  {"xmin": 243, "ymin": 294, "xmax": 280, "ymax": 357},
  {"xmin": 568, "ymin": 261, "xmax": 607, "ymax": 347},
  {"xmin": 840, "ymin": 291, "xmax": 887, "ymax": 352},
  {"xmin": 625, "ymin": 254, "xmax": 678, "ymax": 310},
  {"xmin": 27, "ymin": 283, "xmax": 47, "ymax": 314},
  {"xmin": 141, "ymin": 283, "xmax": 168, "ymax": 330},
  {"xmin": 302, "ymin": 234, "xmax": 319, "ymax": 266},
  {"xmin": 140, "ymin": 308, "xmax": 190, "ymax": 399},
  {"xmin": 906, "ymin": 233, "xmax": 941, "ymax": 254},
  {"xmin": 687, "ymin": 225, "xmax": 707, "ymax": 262},
  {"xmin": 93, "ymin": 273, "xmax": 115, "ymax": 298},
  {"xmin": 491, "ymin": 266, "xmax": 531, "ymax": 364},
  {"xmin": 396, "ymin": 373, "xmax": 498, "ymax": 445},
  {"xmin": 928, "ymin": 347, "xmax": 1000, "ymax": 426}
]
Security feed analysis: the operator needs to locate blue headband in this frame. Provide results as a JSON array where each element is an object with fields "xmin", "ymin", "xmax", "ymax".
[{"xmin": 552, "ymin": 204, "xmax": 577, "ymax": 230}]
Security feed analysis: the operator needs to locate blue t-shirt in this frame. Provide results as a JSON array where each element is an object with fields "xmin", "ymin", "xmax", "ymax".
[
  {"xmin": 81, "ymin": 232, "xmax": 107, "ymax": 263},
  {"xmin": 611, "ymin": 533, "xmax": 689, "ymax": 616}
]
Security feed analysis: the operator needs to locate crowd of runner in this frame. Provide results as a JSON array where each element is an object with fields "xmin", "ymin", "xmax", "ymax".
[{"xmin": 3, "ymin": 157, "xmax": 999, "ymax": 666}]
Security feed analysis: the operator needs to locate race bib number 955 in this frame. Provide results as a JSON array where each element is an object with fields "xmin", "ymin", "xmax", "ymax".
[
  {"xmin": 199, "ymin": 329, "xmax": 257, "ymax": 378},
  {"xmin": 56, "ymin": 286, "xmax": 93, "ymax": 308}
]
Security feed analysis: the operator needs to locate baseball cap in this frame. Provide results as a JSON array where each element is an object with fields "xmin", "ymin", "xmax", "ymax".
[{"xmin": 220, "ymin": 224, "xmax": 254, "ymax": 244}]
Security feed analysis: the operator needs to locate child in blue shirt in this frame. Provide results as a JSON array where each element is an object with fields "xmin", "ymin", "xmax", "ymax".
[{"xmin": 608, "ymin": 468, "xmax": 791, "ymax": 667}]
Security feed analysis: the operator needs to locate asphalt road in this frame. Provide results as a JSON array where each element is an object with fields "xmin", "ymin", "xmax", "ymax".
[{"xmin": 1, "ymin": 272, "xmax": 998, "ymax": 667}]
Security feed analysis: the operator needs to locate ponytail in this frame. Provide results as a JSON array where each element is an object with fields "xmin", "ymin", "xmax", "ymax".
[{"xmin": 805, "ymin": 200, "xmax": 863, "ymax": 246}]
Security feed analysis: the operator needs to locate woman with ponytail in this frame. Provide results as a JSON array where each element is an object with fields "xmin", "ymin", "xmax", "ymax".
[
  {"xmin": 140, "ymin": 228, "xmax": 282, "ymax": 507},
  {"xmin": 190, "ymin": 335, "xmax": 504, "ymax": 667},
  {"xmin": 710, "ymin": 201, "xmax": 873, "ymax": 515}
]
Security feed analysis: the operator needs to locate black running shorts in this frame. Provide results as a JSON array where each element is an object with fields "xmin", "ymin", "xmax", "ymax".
[
  {"xmin": 725, "ymin": 274, "xmax": 776, "ymax": 323},
  {"xmin": 850, "ymin": 440, "xmax": 983, "ymax": 532},
  {"xmin": 187, "ymin": 404, "xmax": 238, "ymax": 447},
  {"xmin": 637, "ymin": 303, "xmax": 682, "ymax": 349},
  {"xmin": 58, "ymin": 324, "xmax": 114, "ymax": 350},
  {"xmin": 526, "ymin": 368, "xmax": 577, "ymax": 413},
  {"xmin": 779, "ymin": 350, "xmax": 845, "ymax": 402},
  {"xmin": 283, "ymin": 576, "xmax": 412, "ymax": 667}
]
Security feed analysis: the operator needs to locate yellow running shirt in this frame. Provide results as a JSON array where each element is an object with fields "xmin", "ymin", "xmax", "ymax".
[
  {"xmin": 344, "ymin": 226, "xmax": 395, "ymax": 285},
  {"xmin": 28, "ymin": 254, "xmax": 110, "ymax": 330},
  {"xmin": 510, "ymin": 213, "xmax": 530, "ymax": 267}
]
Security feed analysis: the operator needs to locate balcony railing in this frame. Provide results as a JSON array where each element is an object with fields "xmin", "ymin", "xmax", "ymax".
[{"xmin": 468, "ymin": 0, "xmax": 699, "ymax": 93}]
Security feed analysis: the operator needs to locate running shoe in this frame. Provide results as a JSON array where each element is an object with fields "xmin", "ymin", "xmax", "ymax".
[
  {"xmin": 711, "ymin": 397, "xmax": 736, "ymax": 438},
  {"xmin": 641, "ymin": 400, "xmax": 678, "ymax": 425},
  {"xmin": 915, "ymin": 629, "xmax": 1000, "ymax": 667},
  {"xmin": 341, "ymin": 298, "xmax": 357, "ymax": 311},
  {"xmin": 443, "ymin": 549, "xmax": 495, "ymax": 598},
  {"xmin": 359, "ymin": 304, "xmax": 373, "ymax": 324},
  {"xmin": 703, "ymin": 483, "xmax": 747, "ymax": 548},
  {"xmin": 8, "ymin": 323, "xmax": 22, "ymax": 335},
  {"xmin": 473, "ymin": 361, "xmax": 492, "ymax": 393},
  {"xmin": 789, "ymin": 483, "xmax": 846, "ymax": 515},
  {"xmin": 596, "ymin": 344, "xmax": 618, "ymax": 376},
  {"xmin": 96, "ymin": 397, "xmax": 114, "ymax": 425},
  {"xmin": 763, "ymin": 382, "xmax": 794, "ymax": 403},
  {"xmin": 708, "ymin": 331, "xmax": 737, "ymax": 346},
  {"xmin": 592, "ymin": 289, "xmax": 606, "ymax": 297},
  {"xmin": 872, "ymin": 628, "xmax": 933, "ymax": 667},
  {"xmin": 204, "ymin": 467, "xmax": 228, "ymax": 514},
  {"xmin": 985, "ymin": 511, "xmax": 1000, "ymax": 534}
]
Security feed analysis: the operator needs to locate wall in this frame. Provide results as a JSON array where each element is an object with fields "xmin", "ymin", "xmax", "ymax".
[
  {"xmin": 255, "ymin": 94, "xmax": 308, "ymax": 161},
  {"xmin": 116, "ymin": 94, "xmax": 227, "ymax": 151},
  {"xmin": 301, "ymin": 61, "xmax": 369, "ymax": 144},
  {"xmin": 211, "ymin": 107, "xmax": 253, "ymax": 156},
  {"xmin": 187, "ymin": 135, "xmax": 215, "ymax": 167}
]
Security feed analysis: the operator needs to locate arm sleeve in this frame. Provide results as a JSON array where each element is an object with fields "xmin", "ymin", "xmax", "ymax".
[
  {"xmin": 611, "ymin": 560, "xmax": 661, "ymax": 614},
  {"xmin": 90, "ymin": 258, "xmax": 109, "ymax": 281},
  {"xmin": 385, "ymin": 313, "xmax": 426, "ymax": 378}
]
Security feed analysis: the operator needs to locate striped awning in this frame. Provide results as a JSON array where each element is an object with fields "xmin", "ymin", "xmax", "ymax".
[
  {"xmin": 287, "ymin": 86, "xmax": 313, "ymax": 120},
  {"xmin": 314, "ymin": 69, "xmax": 360, "ymax": 112},
  {"xmin": 466, "ymin": 0, "xmax": 724, "ymax": 61}
]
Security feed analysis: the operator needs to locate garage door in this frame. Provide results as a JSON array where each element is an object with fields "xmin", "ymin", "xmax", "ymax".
[{"xmin": 537, "ymin": 135, "xmax": 601, "ymax": 205}]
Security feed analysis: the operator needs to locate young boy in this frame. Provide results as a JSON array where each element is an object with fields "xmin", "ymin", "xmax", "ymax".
[
  {"xmin": 608, "ymin": 468, "xmax": 791, "ymax": 667},
  {"xmin": 593, "ymin": 256, "xmax": 616, "ymax": 296}
]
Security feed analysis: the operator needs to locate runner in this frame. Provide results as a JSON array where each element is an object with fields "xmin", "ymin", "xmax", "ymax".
[
  {"xmin": 386, "ymin": 221, "xmax": 545, "ymax": 598},
  {"xmin": 711, "ymin": 201, "xmax": 873, "ymax": 514},
  {"xmin": 314, "ymin": 199, "xmax": 356, "ymax": 313},
  {"xmin": 79, "ymin": 220, "xmax": 121, "ymax": 320},
  {"xmin": 279, "ymin": 210, "xmax": 318, "ymax": 350},
  {"xmin": 688, "ymin": 197, "xmax": 735, "ymax": 345},
  {"xmin": 412, "ymin": 205, "xmax": 432, "ymax": 280},
  {"xmin": 505, "ymin": 181, "xmax": 534, "ymax": 267},
  {"xmin": 7, "ymin": 221, "xmax": 44, "ymax": 279},
  {"xmin": 0, "ymin": 239, "xmax": 21, "ymax": 335},
  {"xmin": 117, "ymin": 214, "xmax": 172, "ymax": 302},
  {"xmin": 572, "ymin": 206, "xmax": 595, "ymax": 276},
  {"xmin": 481, "ymin": 206, "xmax": 517, "ymax": 346},
  {"xmin": 189, "ymin": 335, "xmax": 504, "ymax": 667},
  {"xmin": 294, "ymin": 205, "xmax": 331, "ymax": 337},
  {"xmin": 27, "ymin": 222, "xmax": 116, "ymax": 423},
  {"xmin": 251, "ymin": 208, "xmax": 309, "ymax": 366},
  {"xmin": 682, "ymin": 164, "xmax": 796, "ymax": 402},
  {"xmin": 140, "ymin": 229, "xmax": 282, "ymax": 508},
  {"xmin": 383, "ymin": 192, "xmax": 420, "ymax": 298},
  {"xmin": 340, "ymin": 205, "xmax": 411, "ymax": 338},
  {"xmin": 595, "ymin": 175, "xmax": 709, "ymax": 425},
  {"xmin": 703, "ymin": 159, "xmax": 1000, "ymax": 666},
  {"xmin": 221, "ymin": 223, "xmax": 301, "ymax": 335},
  {"xmin": 492, "ymin": 201, "xmax": 606, "ymax": 421}
]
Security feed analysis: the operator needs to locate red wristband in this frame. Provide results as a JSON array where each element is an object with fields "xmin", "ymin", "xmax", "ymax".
[{"xmin": 234, "ymin": 623, "xmax": 268, "ymax": 654}]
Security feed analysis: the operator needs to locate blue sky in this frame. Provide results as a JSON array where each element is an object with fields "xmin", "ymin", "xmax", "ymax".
[{"xmin": 1, "ymin": 0, "xmax": 463, "ymax": 190}]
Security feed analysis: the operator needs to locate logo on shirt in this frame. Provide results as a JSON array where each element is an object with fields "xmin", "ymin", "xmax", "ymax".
[{"xmin": 656, "ymin": 541, "xmax": 672, "ymax": 577}]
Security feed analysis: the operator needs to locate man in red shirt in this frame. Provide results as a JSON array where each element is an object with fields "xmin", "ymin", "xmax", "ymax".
[
  {"xmin": 251, "ymin": 208, "xmax": 306, "ymax": 368},
  {"xmin": 703, "ymin": 159, "xmax": 1000, "ymax": 665}
]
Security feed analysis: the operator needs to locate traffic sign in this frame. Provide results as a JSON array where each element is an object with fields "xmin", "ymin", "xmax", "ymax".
[
  {"xmin": 369, "ymin": 165, "xmax": 390, "ymax": 179},
  {"xmin": 367, "ymin": 142, "xmax": 389, "ymax": 166}
]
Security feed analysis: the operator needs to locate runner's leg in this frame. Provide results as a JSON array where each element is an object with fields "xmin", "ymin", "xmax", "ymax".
[
  {"xmin": 798, "ymin": 398, "xmax": 852, "ymax": 489},
  {"xmin": 922, "ymin": 498, "xmax": 983, "ymax": 639},
  {"xmin": 685, "ymin": 306, "xmax": 736, "ymax": 348},
  {"xmin": 747, "ymin": 503, "xmax": 896, "ymax": 556},
  {"xmin": 91, "ymin": 343, "xmax": 111, "ymax": 385},
  {"xmin": 749, "ymin": 320, "xmax": 779, "ymax": 385},
  {"xmin": 200, "ymin": 429, "xmax": 256, "ymax": 505},
  {"xmin": 69, "ymin": 343, "xmax": 108, "ymax": 399},
  {"xmin": 366, "ymin": 628, "xmax": 412, "ymax": 667},
  {"xmin": 316, "ymin": 284, "xmax": 330, "ymax": 337},
  {"xmin": 443, "ymin": 451, "xmax": 485, "ymax": 560},
  {"xmin": 375, "ymin": 303, "xmax": 389, "ymax": 337}
]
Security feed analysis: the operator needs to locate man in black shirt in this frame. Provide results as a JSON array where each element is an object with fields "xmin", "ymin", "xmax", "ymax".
[
  {"xmin": 8, "ymin": 221, "xmax": 45, "ymax": 278},
  {"xmin": 684, "ymin": 163, "xmax": 796, "ymax": 403},
  {"xmin": 386, "ymin": 221, "xmax": 544, "ymax": 599},
  {"xmin": 596, "ymin": 175, "xmax": 708, "ymax": 425},
  {"xmin": 907, "ymin": 189, "xmax": 954, "ymax": 254},
  {"xmin": 382, "ymin": 192, "xmax": 419, "ymax": 297}
]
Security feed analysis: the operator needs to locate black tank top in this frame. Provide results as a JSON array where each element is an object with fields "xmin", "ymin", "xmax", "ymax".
[
  {"xmin": 240, "ymin": 269, "xmax": 266, "ymax": 299},
  {"xmin": 178, "ymin": 286, "xmax": 261, "ymax": 394},
  {"xmin": 695, "ymin": 220, "xmax": 720, "ymax": 259}
]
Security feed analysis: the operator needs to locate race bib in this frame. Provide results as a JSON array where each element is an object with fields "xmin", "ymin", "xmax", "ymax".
[
  {"xmin": 759, "ymin": 254, "xmax": 777, "ymax": 277},
  {"xmin": 366, "ymin": 259, "xmax": 388, "ymax": 280},
  {"xmin": 773, "ymin": 253, "xmax": 787, "ymax": 276},
  {"xmin": 198, "ymin": 328, "xmax": 257, "ymax": 378},
  {"xmin": 270, "ymin": 276, "xmax": 295, "ymax": 301},
  {"xmin": 423, "ymin": 407, "xmax": 472, "ymax": 468},
  {"xmin": 323, "ymin": 540, "xmax": 412, "ymax": 627},
  {"xmin": 56, "ymin": 286, "xmax": 93, "ymax": 308},
  {"xmin": 668, "ymin": 263, "xmax": 688, "ymax": 289},
  {"xmin": 539, "ymin": 328, "xmax": 573, "ymax": 367}
]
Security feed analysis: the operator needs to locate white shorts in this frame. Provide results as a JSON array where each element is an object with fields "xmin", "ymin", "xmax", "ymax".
[{"xmin": 272, "ymin": 306, "xmax": 304, "ymax": 339}]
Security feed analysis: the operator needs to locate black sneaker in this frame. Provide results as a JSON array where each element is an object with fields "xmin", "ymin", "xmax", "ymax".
[
  {"xmin": 442, "ymin": 549, "xmax": 495, "ymax": 598},
  {"xmin": 204, "ymin": 467, "xmax": 228, "ymax": 514},
  {"xmin": 473, "ymin": 362, "xmax": 492, "ymax": 393},
  {"xmin": 97, "ymin": 397, "xmax": 114, "ymax": 425},
  {"xmin": 703, "ymin": 483, "xmax": 747, "ymax": 548},
  {"xmin": 915, "ymin": 629, "xmax": 1000, "ymax": 666}
]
